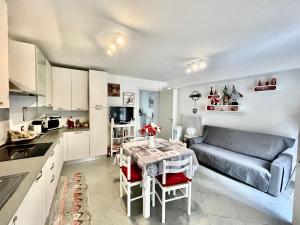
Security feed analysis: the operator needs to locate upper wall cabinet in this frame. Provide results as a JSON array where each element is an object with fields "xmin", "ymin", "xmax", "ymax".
[
  {"xmin": 52, "ymin": 67, "xmax": 72, "ymax": 111},
  {"xmin": 9, "ymin": 40, "xmax": 47, "ymax": 96},
  {"xmin": 71, "ymin": 69, "xmax": 88, "ymax": 110},
  {"xmin": 52, "ymin": 67, "xmax": 88, "ymax": 111},
  {"xmin": 0, "ymin": 0, "xmax": 9, "ymax": 108},
  {"xmin": 37, "ymin": 59, "xmax": 52, "ymax": 107}
]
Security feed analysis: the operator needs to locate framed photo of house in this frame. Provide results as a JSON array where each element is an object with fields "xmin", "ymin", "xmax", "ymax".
[
  {"xmin": 123, "ymin": 92, "xmax": 135, "ymax": 105},
  {"xmin": 108, "ymin": 83, "xmax": 120, "ymax": 97}
]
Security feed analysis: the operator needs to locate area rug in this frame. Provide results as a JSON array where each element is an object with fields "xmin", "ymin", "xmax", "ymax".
[{"xmin": 48, "ymin": 172, "xmax": 91, "ymax": 225}]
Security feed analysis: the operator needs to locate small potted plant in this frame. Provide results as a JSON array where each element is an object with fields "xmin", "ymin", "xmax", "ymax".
[{"xmin": 140, "ymin": 123, "xmax": 161, "ymax": 148}]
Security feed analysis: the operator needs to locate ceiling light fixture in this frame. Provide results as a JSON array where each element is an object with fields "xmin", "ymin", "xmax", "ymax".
[
  {"xmin": 115, "ymin": 35, "xmax": 124, "ymax": 46},
  {"xmin": 185, "ymin": 59, "xmax": 208, "ymax": 74}
]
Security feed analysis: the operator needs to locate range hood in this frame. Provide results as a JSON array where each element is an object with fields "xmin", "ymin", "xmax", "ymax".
[{"xmin": 9, "ymin": 80, "xmax": 45, "ymax": 96}]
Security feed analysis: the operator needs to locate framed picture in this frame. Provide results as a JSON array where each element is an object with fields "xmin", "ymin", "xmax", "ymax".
[
  {"xmin": 108, "ymin": 83, "xmax": 120, "ymax": 97},
  {"xmin": 148, "ymin": 93, "xmax": 154, "ymax": 108},
  {"xmin": 123, "ymin": 92, "xmax": 135, "ymax": 105}
]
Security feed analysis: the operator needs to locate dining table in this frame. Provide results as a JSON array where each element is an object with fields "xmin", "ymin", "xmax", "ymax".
[{"xmin": 122, "ymin": 138, "xmax": 199, "ymax": 218}]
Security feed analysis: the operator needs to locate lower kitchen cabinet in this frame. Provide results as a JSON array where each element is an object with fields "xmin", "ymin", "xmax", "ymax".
[
  {"xmin": 45, "ymin": 137, "xmax": 64, "ymax": 215},
  {"xmin": 9, "ymin": 167, "xmax": 47, "ymax": 225},
  {"xmin": 66, "ymin": 131, "xmax": 90, "ymax": 161},
  {"xmin": 9, "ymin": 136, "xmax": 64, "ymax": 225}
]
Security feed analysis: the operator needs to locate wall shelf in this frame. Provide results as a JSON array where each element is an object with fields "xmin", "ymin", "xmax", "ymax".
[
  {"xmin": 254, "ymin": 85, "xmax": 277, "ymax": 92},
  {"xmin": 110, "ymin": 120, "xmax": 136, "ymax": 153},
  {"xmin": 206, "ymin": 105, "xmax": 240, "ymax": 112}
]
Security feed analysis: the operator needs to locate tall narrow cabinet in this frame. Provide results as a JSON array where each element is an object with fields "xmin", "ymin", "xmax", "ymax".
[
  {"xmin": 0, "ymin": 0, "xmax": 9, "ymax": 108},
  {"xmin": 89, "ymin": 70, "xmax": 108, "ymax": 157}
]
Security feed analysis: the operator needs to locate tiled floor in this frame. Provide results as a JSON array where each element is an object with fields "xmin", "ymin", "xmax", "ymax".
[{"xmin": 61, "ymin": 157, "xmax": 294, "ymax": 225}]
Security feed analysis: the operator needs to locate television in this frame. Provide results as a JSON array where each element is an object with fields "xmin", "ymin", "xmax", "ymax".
[{"xmin": 110, "ymin": 107, "xmax": 134, "ymax": 124}]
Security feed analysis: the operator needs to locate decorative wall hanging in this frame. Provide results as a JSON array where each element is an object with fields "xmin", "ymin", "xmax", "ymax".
[
  {"xmin": 189, "ymin": 91, "xmax": 201, "ymax": 113},
  {"xmin": 148, "ymin": 94, "xmax": 154, "ymax": 108},
  {"xmin": 229, "ymin": 85, "xmax": 243, "ymax": 105},
  {"xmin": 108, "ymin": 83, "xmax": 120, "ymax": 97},
  {"xmin": 222, "ymin": 86, "xmax": 230, "ymax": 105},
  {"xmin": 123, "ymin": 92, "xmax": 135, "ymax": 105}
]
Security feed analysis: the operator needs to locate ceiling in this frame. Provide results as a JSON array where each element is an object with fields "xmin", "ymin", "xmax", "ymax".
[{"xmin": 7, "ymin": 0, "xmax": 300, "ymax": 87}]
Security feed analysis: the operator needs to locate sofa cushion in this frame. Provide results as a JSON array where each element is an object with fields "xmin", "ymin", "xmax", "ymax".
[
  {"xmin": 202, "ymin": 125, "xmax": 295, "ymax": 161},
  {"xmin": 191, "ymin": 143, "xmax": 271, "ymax": 192}
]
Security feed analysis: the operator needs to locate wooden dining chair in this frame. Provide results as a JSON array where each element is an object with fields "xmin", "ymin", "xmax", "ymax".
[
  {"xmin": 152, "ymin": 156, "xmax": 193, "ymax": 223},
  {"xmin": 119, "ymin": 148, "xmax": 143, "ymax": 217}
]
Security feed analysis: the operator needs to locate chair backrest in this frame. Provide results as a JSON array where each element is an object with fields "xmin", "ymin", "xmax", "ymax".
[
  {"xmin": 162, "ymin": 156, "xmax": 192, "ymax": 185},
  {"xmin": 120, "ymin": 148, "xmax": 132, "ymax": 180}
]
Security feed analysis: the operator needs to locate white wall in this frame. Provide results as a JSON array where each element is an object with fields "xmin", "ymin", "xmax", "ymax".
[
  {"xmin": 107, "ymin": 74, "xmax": 166, "ymax": 132},
  {"xmin": 177, "ymin": 69, "xmax": 300, "ymax": 141}
]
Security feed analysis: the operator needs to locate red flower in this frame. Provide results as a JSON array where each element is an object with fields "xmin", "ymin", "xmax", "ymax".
[{"xmin": 140, "ymin": 123, "xmax": 161, "ymax": 136}]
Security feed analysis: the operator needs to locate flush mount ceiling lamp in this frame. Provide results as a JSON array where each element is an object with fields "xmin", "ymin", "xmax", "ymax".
[
  {"xmin": 106, "ymin": 33, "xmax": 125, "ymax": 56},
  {"xmin": 185, "ymin": 59, "xmax": 208, "ymax": 74}
]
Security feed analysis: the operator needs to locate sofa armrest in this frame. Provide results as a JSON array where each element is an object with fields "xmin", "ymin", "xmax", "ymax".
[
  {"xmin": 268, "ymin": 149, "xmax": 294, "ymax": 196},
  {"xmin": 188, "ymin": 136, "xmax": 203, "ymax": 147}
]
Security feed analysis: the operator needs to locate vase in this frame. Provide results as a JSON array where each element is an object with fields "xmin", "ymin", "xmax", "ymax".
[{"xmin": 148, "ymin": 135, "xmax": 155, "ymax": 148}]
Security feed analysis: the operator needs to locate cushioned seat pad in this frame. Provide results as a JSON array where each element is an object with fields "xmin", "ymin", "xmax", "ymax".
[
  {"xmin": 157, "ymin": 172, "xmax": 191, "ymax": 187},
  {"xmin": 191, "ymin": 143, "xmax": 271, "ymax": 192},
  {"xmin": 121, "ymin": 165, "xmax": 142, "ymax": 182}
]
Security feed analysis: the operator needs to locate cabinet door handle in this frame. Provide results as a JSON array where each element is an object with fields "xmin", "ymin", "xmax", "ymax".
[
  {"xmin": 50, "ymin": 175, "xmax": 55, "ymax": 183},
  {"xmin": 12, "ymin": 216, "xmax": 17, "ymax": 225},
  {"xmin": 36, "ymin": 171, "xmax": 43, "ymax": 181},
  {"xmin": 0, "ymin": 101, "xmax": 3, "ymax": 105},
  {"xmin": 50, "ymin": 163, "xmax": 55, "ymax": 170},
  {"xmin": 75, "ymin": 131, "xmax": 82, "ymax": 134}
]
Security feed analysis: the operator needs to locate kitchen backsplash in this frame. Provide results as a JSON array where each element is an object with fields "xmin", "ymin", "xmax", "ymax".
[{"xmin": 9, "ymin": 95, "xmax": 89, "ymax": 131}]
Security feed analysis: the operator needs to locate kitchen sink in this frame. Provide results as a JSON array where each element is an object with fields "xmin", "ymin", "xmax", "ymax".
[
  {"xmin": 0, "ymin": 173, "xmax": 28, "ymax": 210},
  {"xmin": 0, "ymin": 142, "xmax": 53, "ymax": 162}
]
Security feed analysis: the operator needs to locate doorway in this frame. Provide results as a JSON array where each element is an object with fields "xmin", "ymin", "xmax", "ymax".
[{"xmin": 139, "ymin": 90, "xmax": 160, "ymax": 133}]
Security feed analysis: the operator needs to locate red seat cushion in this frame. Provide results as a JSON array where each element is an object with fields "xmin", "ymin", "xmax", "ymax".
[
  {"xmin": 121, "ymin": 164, "xmax": 142, "ymax": 182},
  {"xmin": 157, "ymin": 172, "xmax": 191, "ymax": 187}
]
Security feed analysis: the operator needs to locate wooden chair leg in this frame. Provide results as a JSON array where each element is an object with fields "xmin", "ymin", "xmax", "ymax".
[
  {"xmin": 162, "ymin": 189, "xmax": 166, "ymax": 223},
  {"xmin": 188, "ymin": 183, "xmax": 192, "ymax": 215},
  {"xmin": 152, "ymin": 178, "xmax": 156, "ymax": 207},
  {"xmin": 127, "ymin": 184, "xmax": 131, "ymax": 217}
]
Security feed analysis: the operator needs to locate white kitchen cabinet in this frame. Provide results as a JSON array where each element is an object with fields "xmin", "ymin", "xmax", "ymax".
[
  {"xmin": 37, "ymin": 59, "xmax": 52, "ymax": 107},
  {"xmin": 9, "ymin": 168, "xmax": 47, "ymax": 225},
  {"xmin": 0, "ymin": 0, "xmax": 9, "ymax": 108},
  {"xmin": 71, "ymin": 69, "xmax": 88, "ymax": 110},
  {"xmin": 46, "ymin": 60, "xmax": 53, "ymax": 106},
  {"xmin": 52, "ymin": 67, "xmax": 88, "ymax": 111},
  {"xmin": 9, "ymin": 40, "xmax": 47, "ymax": 96},
  {"xmin": 66, "ymin": 131, "xmax": 90, "ymax": 161},
  {"xmin": 90, "ymin": 108, "xmax": 108, "ymax": 156},
  {"xmin": 89, "ymin": 70, "xmax": 107, "ymax": 108},
  {"xmin": 45, "ymin": 137, "xmax": 64, "ymax": 215},
  {"xmin": 52, "ymin": 67, "xmax": 72, "ymax": 111},
  {"xmin": 89, "ymin": 70, "xmax": 108, "ymax": 157}
]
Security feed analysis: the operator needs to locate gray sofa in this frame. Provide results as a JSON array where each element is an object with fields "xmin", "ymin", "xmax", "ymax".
[{"xmin": 189, "ymin": 125, "xmax": 296, "ymax": 196}]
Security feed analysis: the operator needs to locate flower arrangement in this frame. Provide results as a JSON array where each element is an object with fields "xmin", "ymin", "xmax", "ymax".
[{"xmin": 140, "ymin": 123, "xmax": 161, "ymax": 136}]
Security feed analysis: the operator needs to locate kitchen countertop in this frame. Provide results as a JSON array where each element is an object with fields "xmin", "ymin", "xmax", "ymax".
[{"xmin": 0, "ymin": 127, "xmax": 89, "ymax": 225}]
